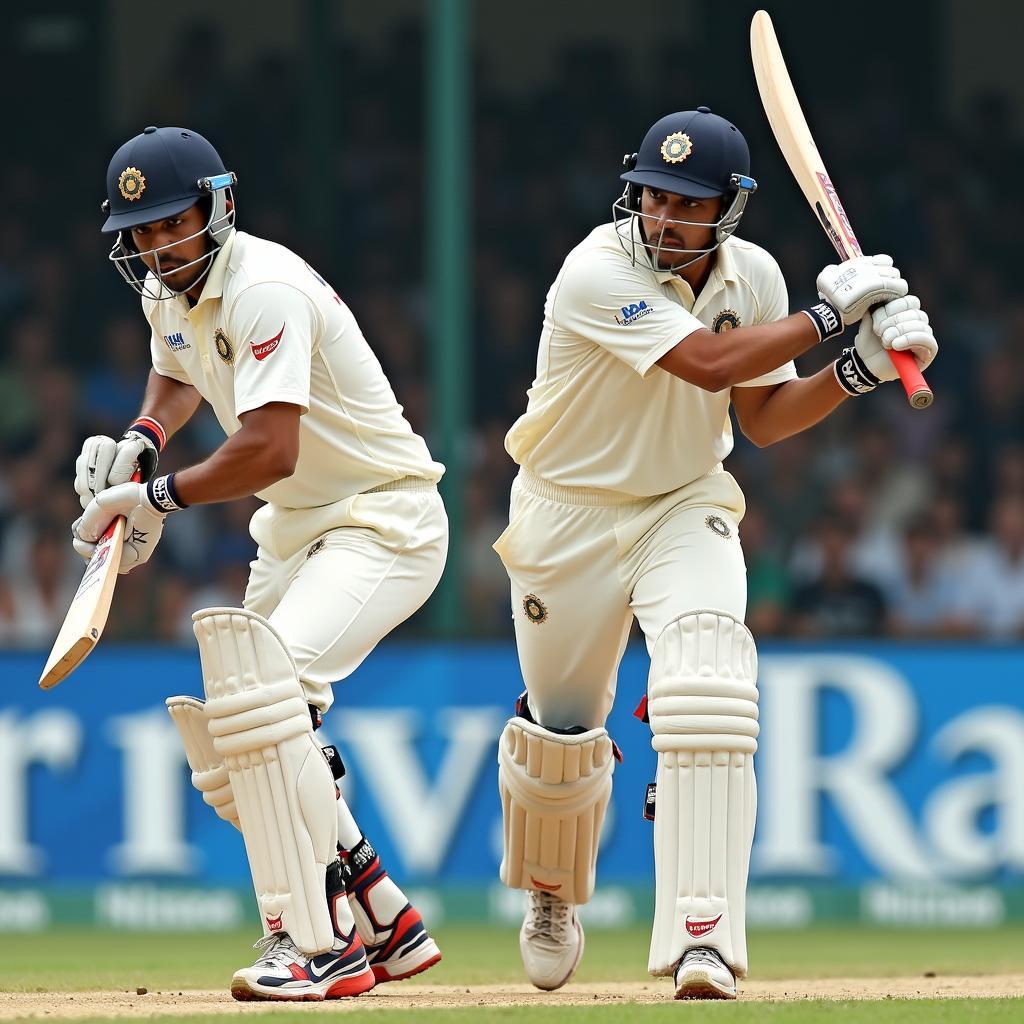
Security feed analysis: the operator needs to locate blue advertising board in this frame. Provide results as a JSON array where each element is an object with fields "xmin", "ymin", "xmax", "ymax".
[{"xmin": 1, "ymin": 642, "xmax": 1021, "ymax": 927}]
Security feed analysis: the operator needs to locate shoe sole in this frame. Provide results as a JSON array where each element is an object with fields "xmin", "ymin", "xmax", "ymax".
[
  {"xmin": 372, "ymin": 943, "xmax": 443, "ymax": 983},
  {"xmin": 230, "ymin": 966, "xmax": 375, "ymax": 1002},
  {"xmin": 674, "ymin": 968, "xmax": 736, "ymax": 1001}
]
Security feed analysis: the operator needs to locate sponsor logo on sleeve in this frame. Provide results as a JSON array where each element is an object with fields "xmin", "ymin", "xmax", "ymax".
[
  {"xmin": 251, "ymin": 323, "xmax": 285, "ymax": 361},
  {"xmin": 614, "ymin": 300, "xmax": 654, "ymax": 325}
]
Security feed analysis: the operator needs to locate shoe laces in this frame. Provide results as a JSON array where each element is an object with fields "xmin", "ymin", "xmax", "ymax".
[
  {"xmin": 684, "ymin": 946, "xmax": 728, "ymax": 971},
  {"xmin": 252, "ymin": 932, "xmax": 301, "ymax": 968},
  {"xmin": 524, "ymin": 890, "xmax": 574, "ymax": 943}
]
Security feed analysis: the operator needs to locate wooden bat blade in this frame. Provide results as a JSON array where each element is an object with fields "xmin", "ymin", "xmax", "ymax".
[
  {"xmin": 38, "ymin": 504, "xmax": 129, "ymax": 690},
  {"xmin": 750, "ymin": 9, "xmax": 933, "ymax": 409},
  {"xmin": 750, "ymin": 11, "xmax": 861, "ymax": 262}
]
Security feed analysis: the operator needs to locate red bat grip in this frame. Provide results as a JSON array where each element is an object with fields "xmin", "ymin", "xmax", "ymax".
[{"xmin": 888, "ymin": 348, "xmax": 933, "ymax": 409}]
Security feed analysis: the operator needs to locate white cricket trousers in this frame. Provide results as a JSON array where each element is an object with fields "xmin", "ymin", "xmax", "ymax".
[
  {"xmin": 243, "ymin": 479, "xmax": 448, "ymax": 712},
  {"xmin": 493, "ymin": 467, "xmax": 748, "ymax": 730}
]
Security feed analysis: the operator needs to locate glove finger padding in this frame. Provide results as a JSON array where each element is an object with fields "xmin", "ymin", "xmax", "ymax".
[
  {"xmin": 889, "ymin": 326, "xmax": 937, "ymax": 370},
  {"xmin": 872, "ymin": 295, "xmax": 937, "ymax": 370},
  {"xmin": 109, "ymin": 436, "xmax": 150, "ymax": 487},
  {"xmin": 75, "ymin": 435, "xmax": 118, "ymax": 509},
  {"xmin": 70, "ymin": 517, "xmax": 97, "ymax": 562},
  {"xmin": 854, "ymin": 316, "xmax": 900, "ymax": 381},
  {"xmin": 816, "ymin": 255, "xmax": 909, "ymax": 326},
  {"xmin": 871, "ymin": 294, "xmax": 921, "ymax": 328}
]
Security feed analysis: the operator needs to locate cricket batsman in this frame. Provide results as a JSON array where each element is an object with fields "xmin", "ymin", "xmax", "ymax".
[
  {"xmin": 72, "ymin": 126, "xmax": 447, "ymax": 999},
  {"xmin": 493, "ymin": 108, "xmax": 937, "ymax": 998}
]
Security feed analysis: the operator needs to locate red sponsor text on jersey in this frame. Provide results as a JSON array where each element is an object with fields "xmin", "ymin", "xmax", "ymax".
[{"xmin": 251, "ymin": 323, "xmax": 285, "ymax": 361}]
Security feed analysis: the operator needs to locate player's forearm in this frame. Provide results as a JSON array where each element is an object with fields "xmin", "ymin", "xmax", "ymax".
[
  {"xmin": 167, "ymin": 404, "xmax": 300, "ymax": 507},
  {"xmin": 169, "ymin": 432, "xmax": 296, "ymax": 506},
  {"xmin": 658, "ymin": 313, "xmax": 822, "ymax": 391},
  {"xmin": 137, "ymin": 369, "xmax": 202, "ymax": 439},
  {"xmin": 740, "ymin": 366, "xmax": 849, "ymax": 446}
]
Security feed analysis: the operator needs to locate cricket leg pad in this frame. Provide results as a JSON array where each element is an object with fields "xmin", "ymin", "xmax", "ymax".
[
  {"xmin": 647, "ymin": 610, "xmax": 759, "ymax": 979},
  {"xmin": 195, "ymin": 606, "xmax": 338, "ymax": 954},
  {"xmin": 498, "ymin": 715, "xmax": 615, "ymax": 905},
  {"xmin": 166, "ymin": 694, "xmax": 239, "ymax": 829}
]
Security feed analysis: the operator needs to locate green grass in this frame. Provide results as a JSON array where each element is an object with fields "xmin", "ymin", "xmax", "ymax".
[
  {"xmin": 23, "ymin": 1006, "xmax": 1022, "ymax": 1024},
  {"xmin": 1, "ymin": 925, "xmax": 1023, "ymax": 991},
  {"xmin": 1, "ymin": 927, "xmax": 1020, "ymax": 1023}
]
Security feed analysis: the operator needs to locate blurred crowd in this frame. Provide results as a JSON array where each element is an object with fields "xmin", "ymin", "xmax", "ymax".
[{"xmin": 1, "ymin": 19, "xmax": 1023, "ymax": 646}]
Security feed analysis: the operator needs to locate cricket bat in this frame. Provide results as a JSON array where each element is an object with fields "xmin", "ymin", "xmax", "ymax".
[
  {"xmin": 750, "ymin": 9, "xmax": 933, "ymax": 409},
  {"xmin": 38, "ymin": 471, "xmax": 140, "ymax": 689}
]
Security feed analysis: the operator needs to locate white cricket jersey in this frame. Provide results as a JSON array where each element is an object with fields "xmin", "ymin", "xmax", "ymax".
[
  {"xmin": 505, "ymin": 222, "xmax": 797, "ymax": 497},
  {"xmin": 144, "ymin": 231, "xmax": 444, "ymax": 508}
]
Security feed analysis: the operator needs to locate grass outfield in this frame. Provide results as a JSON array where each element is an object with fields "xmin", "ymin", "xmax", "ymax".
[
  {"xmin": 2, "ymin": 925, "xmax": 1022, "ymax": 991},
  {"xmin": 1, "ymin": 927, "xmax": 1021, "ymax": 1022}
]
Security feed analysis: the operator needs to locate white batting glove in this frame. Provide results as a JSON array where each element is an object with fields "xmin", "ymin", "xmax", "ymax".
[
  {"xmin": 76, "ymin": 475, "xmax": 185, "ymax": 574},
  {"xmin": 871, "ymin": 295, "xmax": 937, "ymax": 371},
  {"xmin": 833, "ymin": 311, "xmax": 906, "ymax": 396},
  {"xmin": 70, "ymin": 518, "xmax": 97, "ymax": 563},
  {"xmin": 816, "ymin": 254, "xmax": 908, "ymax": 327},
  {"xmin": 75, "ymin": 427, "xmax": 160, "ymax": 510}
]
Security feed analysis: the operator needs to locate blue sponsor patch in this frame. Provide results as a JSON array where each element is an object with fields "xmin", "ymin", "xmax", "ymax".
[
  {"xmin": 614, "ymin": 300, "xmax": 654, "ymax": 326},
  {"xmin": 163, "ymin": 332, "xmax": 189, "ymax": 351}
]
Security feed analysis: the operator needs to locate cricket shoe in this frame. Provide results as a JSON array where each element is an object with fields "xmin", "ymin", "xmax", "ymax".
[
  {"xmin": 344, "ymin": 836, "xmax": 442, "ymax": 983},
  {"xmin": 229, "ymin": 930, "xmax": 375, "ymax": 1001},
  {"xmin": 231, "ymin": 859, "xmax": 375, "ymax": 1001},
  {"xmin": 673, "ymin": 946, "xmax": 737, "ymax": 1000},
  {"xmin": 520, "ymin": 889, "xmax": 584, "ymax": 991}
]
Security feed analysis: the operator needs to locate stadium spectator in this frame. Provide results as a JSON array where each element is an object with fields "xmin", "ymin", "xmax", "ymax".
[{"xmin": 789, "ymin": 515, "xmax": 888, "ymax": 638}]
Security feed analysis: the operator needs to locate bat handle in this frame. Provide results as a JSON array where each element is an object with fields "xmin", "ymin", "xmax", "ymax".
[{"xmin": 888, "ymin": 349, "xmax": 933, "ymax": 409}]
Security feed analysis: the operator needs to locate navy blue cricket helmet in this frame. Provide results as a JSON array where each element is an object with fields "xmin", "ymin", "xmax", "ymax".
[
  {"xmin": 102, "ymin": 126, "xmax": 237, "ymax": 299},
  {"xmin": 613, "ymin": 107, "xmax": 757, "ymax": 270}
]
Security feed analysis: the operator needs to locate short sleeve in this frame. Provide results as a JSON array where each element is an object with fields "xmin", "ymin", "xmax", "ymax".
[
  {"xmin": 228, "ymin": 282, "xmax": 319, "ymax": 416},
  {"xmin": 552, "ymin": 252, "xmax": 704, "ymax": 377},
  {"xmin": 734, "ymin": 256, "xmax": 797, "ymax": 388},
  {"xmin": 149, "ymin": 329, "xmax": 193, "ymax": 386}
]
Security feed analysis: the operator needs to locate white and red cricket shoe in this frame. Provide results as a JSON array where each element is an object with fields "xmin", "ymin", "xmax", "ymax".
[{"xmin": 344, "ymin": 836, "xmax": 442, "ymax": 983}]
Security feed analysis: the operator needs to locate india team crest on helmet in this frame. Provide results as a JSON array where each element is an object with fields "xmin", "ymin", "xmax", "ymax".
[
  {"xmin": 712, "ymin": 309, "xmax": 741, "ymax": 333},
  {"xmin": 660, "ymin": 132, "xmax": 693, "ymax": 164},
  {"xmin": 118, "ymin": 167, "xmax": 146, "ymax": 202}
]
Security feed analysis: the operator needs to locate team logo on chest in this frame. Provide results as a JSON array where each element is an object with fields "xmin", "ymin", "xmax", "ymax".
[
  {"xmin": 214, "ymin": 327, "xmax": 233, "ymax": 364},
  {"xmin": 712, "ymin": 309, "xmax": 741, "ymax": 333}
]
